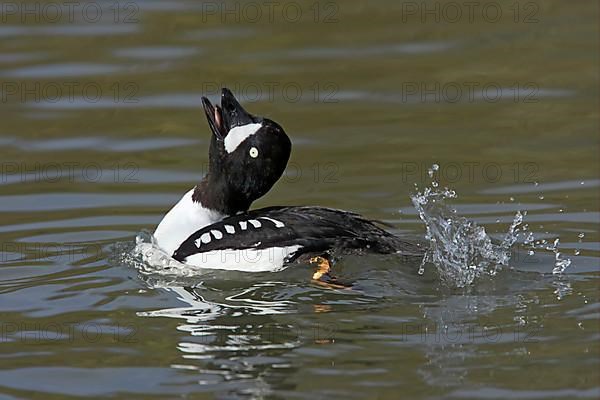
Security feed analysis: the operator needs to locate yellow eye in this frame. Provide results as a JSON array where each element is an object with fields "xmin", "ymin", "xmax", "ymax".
[{"xmin": 249, "ymin": 147, "xmax": 259, "ymax": 158}]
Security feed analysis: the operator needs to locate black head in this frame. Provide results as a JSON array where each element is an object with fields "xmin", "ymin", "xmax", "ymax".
[{"xmin": 194, "ymin": 88, "xmax": 292, "ymax": 214}]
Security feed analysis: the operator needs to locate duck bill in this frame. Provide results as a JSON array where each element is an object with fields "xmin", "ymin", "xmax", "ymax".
[
  {"xmin": 220, "ymin": 88, "xmax": 255, "ymax": 130},
  {"xmin": 201, "ymin": 96, "xmax": 225, "ymax": 140},
  {"xmin": 202, "ymin": 88, "xmax": 256, "ymax": 140}
]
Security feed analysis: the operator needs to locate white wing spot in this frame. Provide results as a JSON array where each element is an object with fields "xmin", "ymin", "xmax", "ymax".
[
  {"xmin": 224, "ymin": 225, "xmax": 235, "ymax": 234},
  {"xmin": 195, "ymin": 238, "xmax": 202, "ymax": 248},
  {"xmin": 211, "ymin": 230, "xmax": 223, "ymax": 239},
  {"xmin": 201, "ymin": 232, "xmax": 211, "ymax": 244},
  {"xmin": 239, "ymin": 221, "xmax": 248, "ymax": 230},
  {"xmin": 259, "ymin": 217, "xmax": 285, "ymax": 228},
  {"xmin": 249, "ymin": 219, "xmax": 261, "ymax": 228}
]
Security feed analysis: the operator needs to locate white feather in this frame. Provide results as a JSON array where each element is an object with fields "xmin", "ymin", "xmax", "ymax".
[
  {"xmin": 259, "ymin": 216, "xmax": 285, "ymax": 228},
  {"xmin": 200, "ymin": 232, "xmax": 211, "ymax": 244},
  {"xmin": 154, "ymin": 189, "xmax": 224, "ymax": 255},
  {"xmin": 224, "ymin": 123, "xmax": 262, "ymax": 153},
  {"xmin": 184, "ymin": 245, "xmax": 302, "ymax": 272}
]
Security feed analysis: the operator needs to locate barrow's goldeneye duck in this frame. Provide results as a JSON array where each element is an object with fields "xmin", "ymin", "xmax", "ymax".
[{"xmin": 154, "ymin": 88, "xmax": 422, "ymax": 284}]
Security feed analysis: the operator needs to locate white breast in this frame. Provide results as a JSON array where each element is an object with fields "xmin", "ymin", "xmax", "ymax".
[{"xmin": 154, "ymin": 189, "xmax": 224, "ymax": 255}]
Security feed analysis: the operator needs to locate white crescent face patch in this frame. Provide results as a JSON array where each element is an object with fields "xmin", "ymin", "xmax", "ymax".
[{"xmin": 224, "ymin": 123, "xmax": 262, "ymax": 153}]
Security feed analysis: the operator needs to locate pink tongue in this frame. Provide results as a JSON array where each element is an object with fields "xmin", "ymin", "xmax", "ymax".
[{"xmin": 214, "ymin": 107, "xmax": 222, "ymax": 130}]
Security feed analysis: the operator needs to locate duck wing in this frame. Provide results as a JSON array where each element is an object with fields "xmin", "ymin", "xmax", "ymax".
[{"xmin": 172, "ymin": 206, "xmax": 423, "ymax": 263}]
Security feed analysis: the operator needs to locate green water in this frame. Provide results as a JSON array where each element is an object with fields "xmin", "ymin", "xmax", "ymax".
[{"xmin": 1, "ymin": 0, "xmax": 599, "ymax": 398}]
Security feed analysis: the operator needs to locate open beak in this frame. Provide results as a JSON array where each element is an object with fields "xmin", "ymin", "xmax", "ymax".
[
  {"xmin": 201, "ymin": 96, "xmax": 225, "ymax": 140},
  {"xmin": 201, "ymin": 88, "xmax": 255, "ymax": 140}
]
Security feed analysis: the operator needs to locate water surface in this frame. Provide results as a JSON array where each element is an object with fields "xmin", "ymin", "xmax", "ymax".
[{"xmin": 0, "ymin": 0, "xmax": 599, "ymax": 398}]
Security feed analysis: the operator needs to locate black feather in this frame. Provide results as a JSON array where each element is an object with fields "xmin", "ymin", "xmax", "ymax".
[{"xmin": 172, "ymin": 206, "xmax": 423, "ymax": 263}]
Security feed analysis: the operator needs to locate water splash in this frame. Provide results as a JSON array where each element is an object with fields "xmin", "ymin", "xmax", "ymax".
[
  {"xmin": 411, "ymin": 186, "xmax": 519, "ymax": 287},
  {"xmin": 411, "ymin": 164, "xmax": 572, "ymax": 287},
  {"xmin": 126, "ymin": 230, "xmax": 210, "ymax": 278},
  {"xmin": 548, "ymin": 238, "xmax": 572, "ymax": 274},
  {"xmin": 574, "ymin": 232, "xmax": 585, "ymax": 256}
]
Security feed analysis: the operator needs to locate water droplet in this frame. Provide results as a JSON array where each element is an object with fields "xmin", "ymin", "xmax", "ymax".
[
  {"xmin": 538, "ymin": 195, "xmax": 544, "ymax": 200},
  {"xmin": 578, "ymin": 232, "xmax": 585, "ymax": 239},
  {"xmin": 574, "ymin": 249, "xmax": 580, "ymax": 256},
  {"xmin": 509, "ymin": 197, "xmax": 515, "ymax": 202},
  {"xmin": 427, "ymin": 163, "xmax": 439, "ymax": 178},
  {"xmin": 580, "ymin": 181, "xmax": 585, "ymax": 185}
]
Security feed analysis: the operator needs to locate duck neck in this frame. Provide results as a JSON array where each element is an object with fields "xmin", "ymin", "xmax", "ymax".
[{"xmin": 192, "ymin": 174, "xmax": 252, "ymax": 216}]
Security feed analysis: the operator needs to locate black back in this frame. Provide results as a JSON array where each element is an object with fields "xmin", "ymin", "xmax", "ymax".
[{"xmin": 173, "ymin": 206, "xmax": 424, "ymax": 262}]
